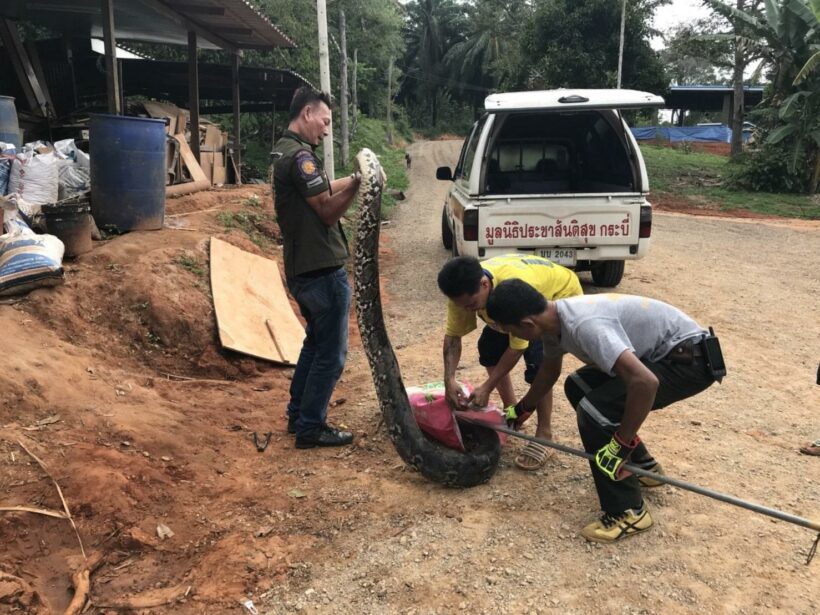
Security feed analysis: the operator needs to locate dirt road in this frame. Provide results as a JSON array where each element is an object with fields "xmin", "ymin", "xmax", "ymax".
[
  {"xmin": 312, "ymin": 139, "xmax": 820, "ymax": 614},
  {"xmin": 0, "ymin": 140, "xmax": 818, "ymax": 614}
]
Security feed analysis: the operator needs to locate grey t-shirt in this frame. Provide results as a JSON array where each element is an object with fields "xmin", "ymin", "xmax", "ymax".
[{"xmin": 542, "ymin": 294, "xmax": 707, "ymax": 375}]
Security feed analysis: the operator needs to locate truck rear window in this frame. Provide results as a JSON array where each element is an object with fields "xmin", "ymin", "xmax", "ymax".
[{"xmin": 484, "ymin": 111, "xmax": 635, "ymax": 195}]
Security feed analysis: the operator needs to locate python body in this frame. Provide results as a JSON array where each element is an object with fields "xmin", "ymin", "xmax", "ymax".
[{"xmin": 352, "ymin": 148, "xmax": 500, "ymax": 487}]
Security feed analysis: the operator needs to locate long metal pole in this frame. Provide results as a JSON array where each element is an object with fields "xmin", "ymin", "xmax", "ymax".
[
  {"xmin": 316, "ymin": 0, "xmax": 334, "ymax": 180},
  {"xmin": 616, "ymin": 0, "xmax": 626, "ymax": 89},
  {"xmin": 456, "ymin": 415, "xmax": 820, "ymax": 534}
]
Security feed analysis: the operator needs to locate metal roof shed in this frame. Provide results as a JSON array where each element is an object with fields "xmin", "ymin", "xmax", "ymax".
[
  {"xmin": 665, "ymin": 85, "xmax": 765, "ymax": 126},
  {"xmin": 0, "ymin": 0, "xmax": 296, "ymax": 181}
]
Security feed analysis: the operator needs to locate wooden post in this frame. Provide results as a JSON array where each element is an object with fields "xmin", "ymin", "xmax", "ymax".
[
  {"xmin": 339, "ymin": 8, "xmax": 349, "ymax": 168},
  {"xmin": 352, "ymin": 48, "xmax": 358, "ymax": 136},
  {"xmin": 188, "ymin": 30, "xmax": 200, "ymax": 163},
  {"xmin": 232, "ymin": 51, "xmax": 241, "ymax": 184},
  {"xmin": 316, "ymin": 0, "xmax": 334, "ymax": 179},
  {"xmin": 101, "ymin": 0, "xmax": 122, "ymax": 114},
  {"xmin": 386, "ymin": 57, "xmax": 393, "ymax": 145}
]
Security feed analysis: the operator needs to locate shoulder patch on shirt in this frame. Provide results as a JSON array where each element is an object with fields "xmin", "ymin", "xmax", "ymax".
[{"xmin": 295, "ymin": 150, "xmax": 320, "ymax": 181}]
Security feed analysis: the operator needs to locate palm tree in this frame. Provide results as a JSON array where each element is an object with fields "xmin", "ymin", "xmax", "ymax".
[
  {"xmin": 443, "ymin": 0, "xmax": 531, "ymax": 116},
  {"xmin": 401, "ymin": 0, "xmax": 467, "ymax": 127}
]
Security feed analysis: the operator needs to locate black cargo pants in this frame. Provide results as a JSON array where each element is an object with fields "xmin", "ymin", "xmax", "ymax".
[{"xmin": 564, "ymin": 353, "xmax": 715, "ymax": 514}]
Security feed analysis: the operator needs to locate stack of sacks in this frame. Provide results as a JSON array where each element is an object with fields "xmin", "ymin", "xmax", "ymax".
[
  {"xmin": 0, "ymin": 142, "xmax": 15, "ymax": 196},
  {"xmin": 53, "ymin": 139, "xmax": 90, "ymax": 200},
  {"xmin": 0, "ymin": 195, "xmax": 64, "ymax": 296},
  {"xmin": 7, "ymin": 141, "xmax": 59, "ymax": 207}
]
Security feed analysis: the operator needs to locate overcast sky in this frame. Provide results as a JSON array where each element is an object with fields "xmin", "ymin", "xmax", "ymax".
[{"xmin": 652, "ymin": 0, "xmax": 713, "ymax": 46}]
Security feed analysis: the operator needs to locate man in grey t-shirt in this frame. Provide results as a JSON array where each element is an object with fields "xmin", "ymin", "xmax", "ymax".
[{"xmin": 486, "ymin": 281, "xmax": 721, "ymax": 544}]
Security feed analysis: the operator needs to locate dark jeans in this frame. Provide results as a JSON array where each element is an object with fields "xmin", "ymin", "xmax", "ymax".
[
  {"xmin": 477, "ymin": 326, "xmax": 543, "ymax": 384},
  {"xmin": 286, "ymin": 268, "xmax": 351, "ymax": 438},
  {"xmin": 564, "ymin": 357, "xmax": 715, "ymax": 514}
]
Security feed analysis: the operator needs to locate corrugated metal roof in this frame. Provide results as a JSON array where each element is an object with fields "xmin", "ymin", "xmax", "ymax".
[{"xmin": 0, "ymin": 0, "xmax": 294, "ymax": 51}]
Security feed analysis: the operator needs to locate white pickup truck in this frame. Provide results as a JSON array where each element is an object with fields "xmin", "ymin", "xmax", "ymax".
[{"xmin": 437, "ymin": 89, "xmax": 665, "ymax": 287}]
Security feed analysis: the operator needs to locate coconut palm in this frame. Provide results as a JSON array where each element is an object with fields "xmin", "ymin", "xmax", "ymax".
[
  {"xmin": 443, "ymin": 0, "xmax": 531, "ymax": 115},
  {"xmin": 401, "ymin": 0, "xmax": 467, "ymax": 127}
]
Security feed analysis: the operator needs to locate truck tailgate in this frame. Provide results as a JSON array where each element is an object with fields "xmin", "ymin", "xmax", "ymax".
[{"xmin": 479, "ymin": 195, "xmax": 645, "ymax": 248}]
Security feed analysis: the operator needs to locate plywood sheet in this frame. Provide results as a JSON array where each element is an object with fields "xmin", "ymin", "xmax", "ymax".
[{"xmin": 209, "ymin": 237, "xmax": 303, "ymax": 365}]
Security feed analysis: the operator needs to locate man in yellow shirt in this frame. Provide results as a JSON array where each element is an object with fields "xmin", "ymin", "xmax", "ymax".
[{"xmin": 437, "ymin": 255, "xmax": 583, "ymax": 470}]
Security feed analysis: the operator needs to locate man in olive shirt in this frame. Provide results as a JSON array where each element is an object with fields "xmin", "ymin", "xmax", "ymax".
[{"xmin": 271, "ymin": 87, "xmax": 361, "ymax": 449}]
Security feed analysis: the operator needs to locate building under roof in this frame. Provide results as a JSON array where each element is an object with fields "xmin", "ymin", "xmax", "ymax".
[
  {"xmin": 0, "ymin": 0, "xmax": 294, "ymax": 52},
  {"xmin": 665, "ymin": 85, "xmax": 765, "ymax": 125},
  {"xmin": 0, "ymin": 0, "xmax": 305, "ymax": 181}
]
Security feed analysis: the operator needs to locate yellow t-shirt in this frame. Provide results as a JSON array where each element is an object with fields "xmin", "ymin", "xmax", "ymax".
[{"xmin": 445, "ymin": 254, "xmax": 583, "ymax": 350}]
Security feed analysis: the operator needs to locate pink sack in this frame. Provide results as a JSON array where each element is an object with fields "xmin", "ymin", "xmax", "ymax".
[
  {"xmin": 453, "ymin": 408, "xmax": 508, "ymax": 445},
  {"xmin": 407, "ymin": 382, "xmax": 507, "ymax": 451}
]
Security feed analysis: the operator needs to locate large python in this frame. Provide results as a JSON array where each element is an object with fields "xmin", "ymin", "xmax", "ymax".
[{"xmin": 352, "ymin": 148, "xmax": 501, "ymax": 488}]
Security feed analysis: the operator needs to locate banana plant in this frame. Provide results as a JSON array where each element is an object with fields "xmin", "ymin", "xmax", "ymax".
[{"xmin": 704, "ymin": 0, "xmax": 820, "ymax": 190}]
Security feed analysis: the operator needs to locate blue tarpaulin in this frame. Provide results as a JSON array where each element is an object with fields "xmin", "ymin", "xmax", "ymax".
[{"xmin": 631, "ymin": 125, "xmax": 751, "ymax": 143}]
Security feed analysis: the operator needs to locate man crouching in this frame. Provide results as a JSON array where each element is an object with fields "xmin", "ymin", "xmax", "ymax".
[{"xmin": 486, "ymin": 280, "xmax": 724, "ymax": 543}]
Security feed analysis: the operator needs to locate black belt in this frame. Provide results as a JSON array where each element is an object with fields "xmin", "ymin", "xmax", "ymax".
[{"xmin": 298, "ymin": 265, "xmax": 343, "ymax": 279}]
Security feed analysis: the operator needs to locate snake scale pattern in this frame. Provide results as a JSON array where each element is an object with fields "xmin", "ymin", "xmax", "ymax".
[{"xmin": 353, "ymin": 148, "xmax": 501, "ymax": 488}]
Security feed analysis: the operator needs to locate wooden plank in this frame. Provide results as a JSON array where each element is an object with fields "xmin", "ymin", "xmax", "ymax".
[
  {"xmin": 209, "ymin": 237, "xmax": 303, "ymax": 365},
  {"xmin": 173, "ymin": 133, "xmax": 208, "ymax": 183},
  {"xmin": 213, "ymin": 153, "xmax": 226, "ymax": 185},
  {"xmin": 204, "ymin": 125, "xmax": 222, "ymax": 147},
  {"xmin": 200, "ymin": 151, "xmax": 214, "ymax": 183}
]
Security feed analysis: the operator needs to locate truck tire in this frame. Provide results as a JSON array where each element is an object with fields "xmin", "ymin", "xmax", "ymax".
[
  {"xmin": 592, "ymin": 260, "xmax": 625, "ymax": 287},
  {"xmin": 442, "ymin": 205, "xmax": 453, "ymax": 250}
]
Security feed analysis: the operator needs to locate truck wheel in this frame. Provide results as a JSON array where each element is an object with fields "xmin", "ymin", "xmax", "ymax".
[
  {"xmin": 592, "ymin": 260, "xmax": 625, "ymax": 287},
  {"xmin": 441, "ymin": 206, "xmax": 453, "ymax": 250}
]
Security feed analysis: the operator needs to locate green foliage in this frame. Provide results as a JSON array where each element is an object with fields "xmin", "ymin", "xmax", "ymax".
[
  {"xmin": 334, "ymin": 116, "xmax": 410, "ymax": 218},
  {"xmin": 520, "ymin": 0, "xmax": 668, "ymax": 93},
  {"xmin": 640, "ymin": 145, "xmax": 819, "ymax": 218},
  {"xmin": 399, "ymin": 0, "xmax": 469, "ymax": 127},
  {"xmin": 217, "ymin": 196, "xmax": 278, "ymax": 249},
  {"xmin": 442, "ymin": 0, "xmax": 532, "ymax": 107},
  {"xmin": 726, "ymin": 145, "xmax": 811, "ymax": 192},
  {"xmin": 702, "ymin": 0, "xmax": 820, "ymax": 191},
  {"xmin": 659, "ymin": 21, "xmax": 734, "ymax": 84}
]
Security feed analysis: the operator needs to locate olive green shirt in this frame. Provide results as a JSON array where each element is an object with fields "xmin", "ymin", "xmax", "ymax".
[{"xmin": 271, "ymin": 129, "xmax": 349, "ymax": 278}]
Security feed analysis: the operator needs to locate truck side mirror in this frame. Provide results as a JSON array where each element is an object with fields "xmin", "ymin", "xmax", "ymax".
[{"xmin": 436, "ymin": 166, "xmax": 452, "ymax": 181}]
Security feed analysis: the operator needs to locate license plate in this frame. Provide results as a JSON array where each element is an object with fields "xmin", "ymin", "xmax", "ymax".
[{"xmin": 538, "ymin": 248, "xmax": 577, "ymax": 266}]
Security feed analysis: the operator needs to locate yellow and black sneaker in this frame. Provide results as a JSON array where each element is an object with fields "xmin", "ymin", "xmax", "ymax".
[
  {"xmin": 581, "ymin": 503, "xmax": 653, "ymax": 544},
  {"xmin": 638, "ymin": 461, "xmax": 665, "ymax": 488}
]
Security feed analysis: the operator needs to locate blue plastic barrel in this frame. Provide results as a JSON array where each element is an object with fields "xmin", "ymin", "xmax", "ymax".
[
  {"xmin": 0, "ymin": 96, "xmax": 20, "ymax": 147},
  {"xmin": 90, "ymin": 114, "xmax": 166, "ymax": 231}
]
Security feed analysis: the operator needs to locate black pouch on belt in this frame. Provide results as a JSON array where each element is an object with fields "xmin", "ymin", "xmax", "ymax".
[
  {"xmin": 701, "ymin": 326, "xmax": 727, "ymax": 383},
  {"xmin": 668, "ymin": 339, "xmax": 695, "ymax": 364}
]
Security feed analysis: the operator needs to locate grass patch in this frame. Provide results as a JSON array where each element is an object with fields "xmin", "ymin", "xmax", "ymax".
[
  {"xmin": 175, "ymin": 252, "xmax": 207, "ymax": 278},
  {"xmin": 216, "ymin": 195, "xmax": 278, "ymax": 249},
  {"xmin": 641, "ymin": 145, "xmax": 819, "ymax": 219},
  {"xmin": 333, "ymin": 116, "xmax": 411, "ymax": 219}
]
